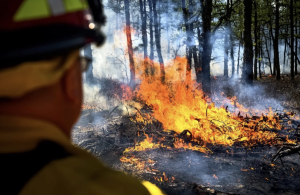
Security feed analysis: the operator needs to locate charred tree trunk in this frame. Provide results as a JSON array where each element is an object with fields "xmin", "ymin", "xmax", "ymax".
[
  {"xmin": 153, "ymin": 0, "xmax": 165, "ymax": 81},
  {"xmin": 243, "ymin": 0, "xmax": 253, "ymax": 84},
  {"xmin": 223, "ymin": 0, "xmax": 229, "ymax": 78},
  {"xmin": 274, "ymin": 0, "xmax": 280, "ymax": 80},
  {"xmin": 189, "ymin": 0, "xmax": 199, "ymax": 84},
  {"xmin": 139, "ymin": 0, "xmax": 148, "ymax": 59},
  {"xmin": 182, "ymin": 0, "xmax": 192, "ymax": 83},
  {"xmin": 254, "ymin": 1, "xmax": 258, "ymax": 80},
  {"xmin": 224, "ymin": 32, "xmax": 229, "ymax": 77},
  {"xmin": 237, "ymin": 33, "xmax": 241, "ymax": 76},
  {"xmin": 270, "ymin": 29, "xmax": 276, "ymax": 75},
  {"xmin": 229, "ymin": 0, "xmax": 234, "ymax": 78},
  {"xmin": 196, "ymin": 26, "xmax": 202, "ymax": 82},
  {"xmin": 263, "ymin": 29, "xmax": 272, "ymax": 75},
  {"xmin": 261, "ymin": 42, "xmax": 265, "ymax": 75},
  {"xmin": 167, "ymin": 0, "xmax": 170, "ymax": 59},
  {"xmin": 284, "ymin": 24, "xmax": 287, "ymax": 66},
  {"xmin": 147, "ymin": 0, "xmax": 155, "ymax": 75},
  {"xmin": 258, "ymin": 26, "xmax": 262, "ymax": 78},
  {"xmin": 201, "ymin": 0, "xmax": 213, "ymax": 94},
  {"xmin": 290, "ymin": 0, "xmax": 295, "ymax": 79},
  {"xmin": 230, "ymin": 31, "xmax": 234, "ymax": 77},
  {"xmin": 124, "ymin": 0, "xmax": 135, "ymax": 87},
  {"xmin": 295, "ymin": 15, "xmax": 298, "ymax": 75}
]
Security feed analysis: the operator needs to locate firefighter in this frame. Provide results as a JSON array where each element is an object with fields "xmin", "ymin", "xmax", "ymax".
[{"xmin": 0, "ymin": 0, "xmax": 165, "ymax": 194}]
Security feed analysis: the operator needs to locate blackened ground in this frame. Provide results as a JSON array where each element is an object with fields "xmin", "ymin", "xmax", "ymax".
[
  {"xmin": 72, "ymin": 76, "xmax": 300, "ymax": 195},
  {"xmin": 73, "ymin": 112, "xmax": 300, "ymax": 195}
]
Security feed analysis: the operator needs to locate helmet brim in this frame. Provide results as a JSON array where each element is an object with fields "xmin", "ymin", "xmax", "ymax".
[{"xmin": 0, "ymin": 24, "xmax": 105, "ymax": 69}]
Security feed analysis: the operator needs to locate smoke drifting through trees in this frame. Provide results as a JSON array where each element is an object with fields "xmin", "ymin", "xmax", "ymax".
[{"xmin": 94, "ymin": 0, "xmax": 300, "ymax": 90}]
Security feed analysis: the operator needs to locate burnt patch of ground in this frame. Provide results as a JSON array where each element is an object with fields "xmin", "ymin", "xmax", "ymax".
[
  {"xmin": 73, "ymin": 77, "xmax": 300, "ymax": 195},
  {"xmin": 73, "ymin": 111, "xmax": 300, "ymax": 195}
]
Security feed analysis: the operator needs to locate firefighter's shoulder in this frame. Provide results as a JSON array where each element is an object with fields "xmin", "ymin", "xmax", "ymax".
[{"xmin": 19, "ymin": 145, "xmax": 165, "ymax": 195}]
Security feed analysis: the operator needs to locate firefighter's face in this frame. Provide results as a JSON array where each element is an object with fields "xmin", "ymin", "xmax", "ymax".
[{"xmin": 62, "ymin": 57, "xmax": 83, "ymax": 135}]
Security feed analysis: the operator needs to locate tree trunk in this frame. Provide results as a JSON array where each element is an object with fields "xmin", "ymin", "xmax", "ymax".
[
  {"xmin": 147, "ymin": 0, "xmax": 155, "ymax": 75},
  {"xmin": 201, "ymin": 0, "xmax": 213, "ymax": 94},
  {"xmin": 261, "ymin": 42, "xmax": 265, "ymax": 75},
  {"xmin": 196, "ymin": 26, "xmax": 202, "ymax": 83},
  {"xmin": 237, "ymin": 34, "xmax": 241, "ymax": 76},
  {"xmin": 263, "ymin": 29, "xmax": 272, "ymax": 75},
  {"xmin": 223, "ymin": 0, "xmax": 229, "ymax": 78},
  {"xmin": 230, "ymin": 0, "xmax": 234, "ymax": 77},
  {"xmin": 139, "ymin": 0, "xmax": 148, "ymax": 59},
  {"xmin": 243, "ymin": 0, "xmax": 253, "ymax": 84},
  {"xmin": 258, "ymin": 26, "xmax": 262, "ymax": 78},
  {"xmin": 274, "ymin": 0, "xmax": 280, "ymax": 80},
  {"xmin": 230, "ymin": 28, "xmax": 234, "ymax": 77},
  {"xmin": 270, "ymin": 29, "xmax": 276, "ymax": 75},
  {"xmin": 290, "ymin": 0, "xmax": 295, "ymax": 79},
  {"xmin": 83, "ymin": 44, "xmax": 95, "ymax": 84},
  {"xmin": 224, "ymin": 32, "xmax": 229, "ymax": 77},
  {"xmin": 153, "ymin": 0, "xmax": 165, "ymax": 81},
  {"xmin": 294, "ymin": 2, "xmax": 297, "ymax": 75},
  {"xmin": 189, "ymin": 0, "xmax": 198, "ymax": 84},
  {"xmin": 284, "ymin": 24, "xmax": 287, "ymax": 66},
  {"xmin": 182, "ymin": 0, "xmax": 192, "ymax": 83},
  {"xmin": 254, "ymin": 1, "xmax": 258, "ymax": 80},
  {"xmin": 166, "ymin": 0, "xmax": 170, "ymax": 59},
  {"xmin": 124, "ymin": 0, "xmax": 135, "ymax": 87}
]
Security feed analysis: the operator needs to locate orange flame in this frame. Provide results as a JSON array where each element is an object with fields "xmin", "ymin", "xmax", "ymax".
[{"xmin": 122, "ymin": 55, "xmax": 282, "ymax": 149}]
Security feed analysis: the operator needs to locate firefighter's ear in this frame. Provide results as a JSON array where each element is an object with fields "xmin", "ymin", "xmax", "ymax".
[{"xmin": 63, "ymin": 61, "xmax": 82, "ymax": 104}]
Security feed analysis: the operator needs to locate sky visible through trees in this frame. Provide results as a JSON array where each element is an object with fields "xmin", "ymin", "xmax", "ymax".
[{"xmin": 90, "ymin": 0, "xmax": 300, "ymax": 92}]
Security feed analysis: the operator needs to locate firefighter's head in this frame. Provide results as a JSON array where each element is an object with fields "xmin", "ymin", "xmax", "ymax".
[{"xmin": 0, "ymin": 0, "xmax": 105, "ymax": 136}]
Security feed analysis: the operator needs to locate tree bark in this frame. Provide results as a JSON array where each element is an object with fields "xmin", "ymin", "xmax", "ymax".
[
  {"xmin": 230, "ymin": 28, "xmax": 234, "ymax": 77},
  {"xmin": 263, "ymin": 29, "xmax": 272, "ymax": 75},
  {"xmin": 254, "ymin": 1, "xmax": 258, "ymax": 80},
  {"xmin": 274, "ymin": 0, "xmax": 280, "ymax": 80},
  {"xmin": 230, "ymin": 0, "xmax": 234, "ymax": 78},
  {"xmin": 258, "ymin": 26, "xmax": 262, "ymax": 78},
  {"xmin": 153, "ymin": 0, "xmax": 165, "ymax": 81},
  {"xmin": 284, "ymin": 24, "xmax": 287, "ymax": 66},
  {"xmin": 237, "ymin": 33, "xmax": 241, "ymax": 76},
  {"xmin": 196, "ymin": 26, "xmax": 202, "ymax": 82},
  {"xmin": 139, "ymin": 0, "xmax": 148, "ymax": 59},
  {"xmin": 166, "ymin": 0, "xmax": 170, "ymax": 59},
  {"xmin": 223, "ymin": 0, "xmax": 230, "ymax": 78},
  {"xmin": 182, "ymin": 0, "xmax": 192, "ymax": 83},
  {"xmin": 201, "ymin": 0, "xmax": 213, "ymax": 94},
  {"xmin": 243, "ymin": 0, "xmax": 253, "ymax": 84},
  {"xmin": 224, "ymin": 32, "xmax": 229, "ymax": 77},
  {"xmin": 124, "ymin": 0, "xmax": 135, "ymax": 86},
  {"xmin": 147, "ymin": 0, "xmax": 155, "ymax": 75},
  {"xmin": 290, "ymin": 0, "xmax": 295, "ymax": 79},
  {"xmin": 294, "ymin": 1, "xmax": 297, "ymax": 75}
]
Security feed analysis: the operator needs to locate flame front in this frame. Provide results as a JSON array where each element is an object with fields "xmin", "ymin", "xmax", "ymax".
[{"xmin": 125, "ymin": 55, "xmax": 282, "ymax": 148}]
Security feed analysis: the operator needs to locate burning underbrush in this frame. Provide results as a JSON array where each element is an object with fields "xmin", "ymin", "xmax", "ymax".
[
  {"xmin": 76, "ymin": 56, "xmax": 300, "ymax": 194},
  {"xmin": 118, "ymin": 56, "xmax": 298, "ymax": 149}
]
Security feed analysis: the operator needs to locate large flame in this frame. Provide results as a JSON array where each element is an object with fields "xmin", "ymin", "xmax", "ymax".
[{"xmin": 123, "ymin": 55, "xmax": 282, "ymax": 148}]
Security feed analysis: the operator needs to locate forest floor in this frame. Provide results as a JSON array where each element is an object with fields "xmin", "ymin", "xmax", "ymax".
[
  {"xmin": 72, "ymin": 76, "xmax": 300, "ymax": 195},
  {"xmin": 212, "ymin": 74, "xmax": 300, "ymax": 112}
]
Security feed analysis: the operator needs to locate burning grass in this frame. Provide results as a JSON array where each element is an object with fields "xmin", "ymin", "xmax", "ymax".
[{"xmin": 119, "ymin": 56, "xmax": 293, "ymax": 151}]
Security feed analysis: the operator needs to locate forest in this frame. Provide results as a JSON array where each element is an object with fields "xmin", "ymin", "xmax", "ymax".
[
  {"xmin": 75, "ymin": 1, "xmax": 300, "ymax": 194},
  {"xmin": 92, "ymin": 0, "xmax": 300, "ymax": 95}
]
